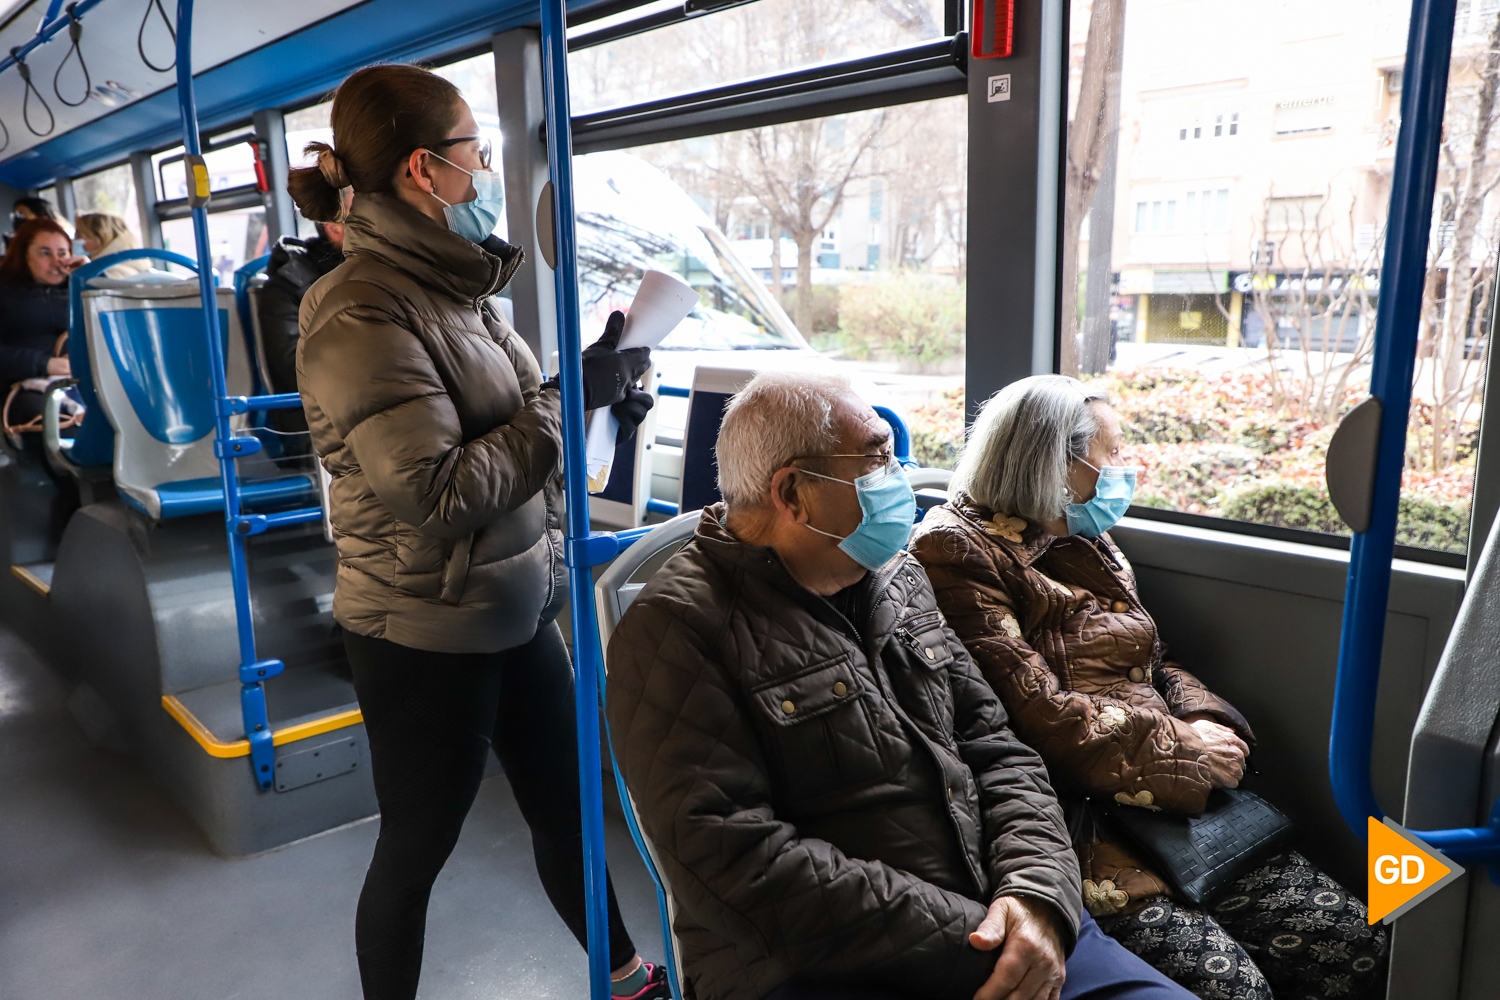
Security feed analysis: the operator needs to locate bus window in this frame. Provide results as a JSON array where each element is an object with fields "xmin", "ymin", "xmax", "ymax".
[
  {"xmin": 578, "ymin": 95, "xmax": 967, "ymax": 466},
  {"xmin": 161, "ymin": 208, "xmax": 267, "ymax": 286},
  {"xmin": 72, "ymin": 162, "xmax": 140, "ymax": 233},
  {"xmin": 569, "ymin": 0, "xmax": 946, "ymax": 115},
  {"xmin": 1063, "ymin": 0, "xmax": 1477, "ymax": 558}
]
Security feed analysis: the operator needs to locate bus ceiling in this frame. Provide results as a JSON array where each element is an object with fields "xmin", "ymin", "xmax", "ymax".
[{"xmin": 0, "ymin": 0, "xmax": 641, "ymax": 190}]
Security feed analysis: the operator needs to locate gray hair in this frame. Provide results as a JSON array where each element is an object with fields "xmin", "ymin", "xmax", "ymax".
[
  {"xmin": 717, "ymin": 371, "xmax": 857, "ymax": 510},
  {"xmin": 952, "ymin": 374, "xmax": 1109, "ymax": 522}
]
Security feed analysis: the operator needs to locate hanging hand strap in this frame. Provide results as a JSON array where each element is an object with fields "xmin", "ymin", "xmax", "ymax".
[
  {"xmin": 11, "ymin": 49, "xmax": 54, "ymax": 137},
  {"xmin": 137, "ymin": 0, "xmax": 175, "ymax": 73},
  {"xmin": 52, "ymin": 4, "xmax": 91, "ymax": 108}
]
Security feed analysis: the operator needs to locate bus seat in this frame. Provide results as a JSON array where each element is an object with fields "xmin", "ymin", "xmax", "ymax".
[
  {"xmin": 678, "ymin": 366, "xmax": 752, "ymax": 513},
  {"xmin": 242, "ymin": 279, "xmax": 276, "ymax": 398},
  {"xmin": 597, "ymin": 511, "xmax": 701, "ymax": 1000},
  {"xmin": 79, "ymin": 281, "xmax": 314, "ymax": 520}
]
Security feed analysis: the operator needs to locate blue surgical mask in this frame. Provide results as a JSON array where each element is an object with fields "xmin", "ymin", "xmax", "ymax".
[
  {"xmin": 800, "ymin": 458, "xmax": 918, "ymax": 571},
  {"xmin": 1065, "ymin": 459, "xmax": 1138, "ymax": 537},
  {"xmin": 427, "ymin": 151, "xmax": 504, "ymax": 244}
]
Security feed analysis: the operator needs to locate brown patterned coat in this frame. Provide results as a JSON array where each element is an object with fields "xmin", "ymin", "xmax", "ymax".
[{"xmin": 909, "ymin": 495, "xmax": 1254, "ymax": 916}]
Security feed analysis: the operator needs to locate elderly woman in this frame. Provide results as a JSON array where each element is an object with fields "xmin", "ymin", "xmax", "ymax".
[{"xmin": 909, "ymin": 375, "xmax": 1386, "ymax": 1000}]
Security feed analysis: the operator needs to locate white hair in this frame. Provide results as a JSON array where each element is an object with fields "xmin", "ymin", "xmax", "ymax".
[
  {"xmin": 952, "ymin": 374, "xmax": 1109, "ymax": 522},
  {"xmin": 716, "ymin": 371, "xmax": 858, "ymax": 510}
]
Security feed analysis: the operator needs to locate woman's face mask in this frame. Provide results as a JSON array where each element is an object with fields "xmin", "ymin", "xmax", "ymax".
[
  {"xmin": 425, "ymin": 150, "xmax": 504, "ymax": 245},
  {"xmin": 1065, "ymin": 458, "xmax": 1138, "ymax": 537},
  {"xmin": 799, "ymin": 457, "xmax": 918, "ymax": 571}
]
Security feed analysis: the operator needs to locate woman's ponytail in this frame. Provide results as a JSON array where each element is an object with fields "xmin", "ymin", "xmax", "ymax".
[{"xmin": 287, "ymin": 141, "xmax": 346, "ymax": 223}]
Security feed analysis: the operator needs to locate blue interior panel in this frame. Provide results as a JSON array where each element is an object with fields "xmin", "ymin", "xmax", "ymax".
[{"xmin": 98, "ymin": 308, "xmax": 231, "ymax": 445}]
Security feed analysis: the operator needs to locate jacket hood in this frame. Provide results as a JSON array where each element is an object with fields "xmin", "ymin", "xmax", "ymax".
[{"xmin": 342, "ymin": 191, "xmax": 524, "ymax": 306}]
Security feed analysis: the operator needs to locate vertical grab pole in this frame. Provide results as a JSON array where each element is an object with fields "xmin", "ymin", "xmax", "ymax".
[
  {"xmin": 1328, "ymin": 0, "xmax": 1458, "ymax": 835},
  {"xmin": 175, "ymin": 0, "xmax": 282, "ymax": 791},
  {"xmin": 539, "ymin": 3, "xmax": 613, "ymax": 999}
]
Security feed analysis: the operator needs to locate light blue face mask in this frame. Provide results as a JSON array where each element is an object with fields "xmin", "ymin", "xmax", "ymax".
[
  {"xmin": 800, "ymin": 458, "xmax": 918, "ymax": 571},
  {"xmin": 1065, "ymin": 459, "xmax": 1138, "ymax": 537},
  {"xmin": 427, "ymin": 151, "xmax": 504, "ymax": 245}
]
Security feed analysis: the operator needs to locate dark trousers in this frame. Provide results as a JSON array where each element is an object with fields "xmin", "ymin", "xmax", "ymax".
[
  {"xmin": 763, "ymin": 912, "xmax": 1192, "ymax": 1000},
  {"xmin": 346, "ymin": 624, "xmax": 636, "ymax": 1000}
]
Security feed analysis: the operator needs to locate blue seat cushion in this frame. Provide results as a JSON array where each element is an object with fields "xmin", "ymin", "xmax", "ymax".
[{"xmin": 122, "ymin": 474, "xmax": 317, "ymax": 519}]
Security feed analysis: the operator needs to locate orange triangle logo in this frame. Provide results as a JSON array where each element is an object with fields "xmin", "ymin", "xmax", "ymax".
[{"xmin": 1367, "ymin": 816, "xmax": 1464, "ymax": 924}]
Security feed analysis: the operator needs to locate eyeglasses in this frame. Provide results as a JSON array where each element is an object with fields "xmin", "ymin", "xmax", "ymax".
[
  {"xmin": 432, "ymin": 135, "xmax": 493, "ymax": 170},
  {"xmin": 791, "ymin": 453, "xmax": 900, "ymax": 486}
]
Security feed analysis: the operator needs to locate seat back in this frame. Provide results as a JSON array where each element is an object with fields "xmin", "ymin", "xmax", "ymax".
[
  {"xmin": 64, "ymin": 249, "xmax": 202, "ymax": 469},
  {"xmin": 596, "ymin": 512, "xmax": 701, "ymax": 1000},
  {"xmin": 82, "ymin": 280, "xmax": 254, "ymax": 518},
  {"xmin": 234, "ymin": 255, "xmax": 274, "ymax": 397},
  {"xmin": 678, "ymin": 367, "xmax": 755, "ymax": 512}
]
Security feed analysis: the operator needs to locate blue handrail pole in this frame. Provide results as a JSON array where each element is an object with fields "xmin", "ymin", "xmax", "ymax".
[
  {"xmin": 1328, "ymin": 0, "xmax": 1459, "ymax": 837},
  {"xmin": 175, "ymin": 0, "xmax": 282, "ymax": 791},
  {"xmin": 539, "ymin": 2, "xmax": 613, "ymax": 999}
]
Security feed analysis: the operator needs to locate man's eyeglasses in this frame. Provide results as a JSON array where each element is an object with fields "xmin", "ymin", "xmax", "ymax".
[
  {"xmin": 432, "ymin": 135, "xmax": 493, "ymax": 171},
  {"xmin": 791, "ymin": 453, "xmax": 900, "ymax": 486}
]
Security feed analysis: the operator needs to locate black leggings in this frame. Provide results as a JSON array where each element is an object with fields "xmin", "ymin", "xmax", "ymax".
[{"xmin": 346, "ymin": 624, "xmax": 636, "ymax": 1000}]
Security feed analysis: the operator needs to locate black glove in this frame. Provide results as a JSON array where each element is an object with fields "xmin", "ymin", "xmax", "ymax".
[
  {"xmin": 612, "ymin": 387, "xmax": 655, "ymax": 443},
  {"xmin": 581, "ymin": 310, "xmax": 651, "ymax": 410}
]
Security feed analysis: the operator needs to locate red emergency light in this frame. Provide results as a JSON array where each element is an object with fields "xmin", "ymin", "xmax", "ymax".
[{"xmin": 972, "ymin": 0, "xmax": 1014, "ymax": 59}]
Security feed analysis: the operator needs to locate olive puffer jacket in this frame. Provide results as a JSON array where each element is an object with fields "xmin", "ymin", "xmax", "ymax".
[
  {"xmin": 607, "ymin": 505, "xmax": 1082, "ymax": 1000},
  {"xmin": 909, "ymin": 495, "xmax": 1254, "ymax": 917},
  {"xmin": 298, "ymin": 192, "xmax": 565, "ymax": 654}
]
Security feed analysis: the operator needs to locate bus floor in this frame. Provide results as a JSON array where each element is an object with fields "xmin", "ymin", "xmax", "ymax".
[{"xmin": 0, "ymin": 623, "xmax": 666, "ymax": 999}]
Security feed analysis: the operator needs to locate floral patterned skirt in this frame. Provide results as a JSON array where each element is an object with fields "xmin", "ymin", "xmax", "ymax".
[{"xmin": 1093, "ymin": 852, "xmax": 1387, "ymax": 1000}]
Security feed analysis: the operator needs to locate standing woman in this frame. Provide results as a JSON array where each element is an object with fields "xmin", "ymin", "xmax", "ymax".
[{"xmin": 288, "ymin": 64, "xmax": 662, "ymax": 1000}]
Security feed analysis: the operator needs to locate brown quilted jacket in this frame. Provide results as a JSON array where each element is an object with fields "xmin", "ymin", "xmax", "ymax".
[
  {"xmin": 607, "ymin": 506, "xmax": 1082, "ymax": 1000},
  {"xmin": 298, "ymin": 192, "xmax": 565, "ymax": 654},
  {"xmin": 909, "ymin": 495, "xmax": 1254, "ymax": 917}
]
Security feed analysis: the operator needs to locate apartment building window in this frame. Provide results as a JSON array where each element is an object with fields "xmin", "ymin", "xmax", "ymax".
[
  {"xmin": 1134, "ymin": 189, "xmax": 1228, "ymax": 232},
  {"xmin": 1265, "ymin": 195, "xmax": 1325, "ymax": 232},
  {"xmin": 1179, "ymin": 111, "xmax": 1238, "ymax": 141}
]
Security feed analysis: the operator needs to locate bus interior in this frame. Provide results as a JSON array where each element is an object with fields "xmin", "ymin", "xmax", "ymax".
[{"xmin": 0, "ymin": 0, "xmax": 1497, "ymax": 998}]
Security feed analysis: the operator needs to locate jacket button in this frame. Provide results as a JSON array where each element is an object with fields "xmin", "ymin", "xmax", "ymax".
[
  {"xmin": 1128, "ymin": 667, "xmax": 1145, "ymax": 683},
  {"xmin": 833, "ymin": 681, "xmax": 848, "ymax": 696},
  {"xmin": 925, "ymin": 647, "xmax": 936, "ymax": 660},
  {"xmin": 781, "ymin": 700, "xmax": 796, "ymax": 715},
  {"xmin": 907, "ymin": 574, "xmax": 916, "ymax": 585},
  {"xmin": 1112, "ymin": 600, "xmax": 1129, "ymax": 612}
]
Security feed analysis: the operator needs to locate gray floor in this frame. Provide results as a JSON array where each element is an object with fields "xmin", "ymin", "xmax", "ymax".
[{"xmin": 0, "ymin": 624, "xmax": 665, "ymax": 1000}]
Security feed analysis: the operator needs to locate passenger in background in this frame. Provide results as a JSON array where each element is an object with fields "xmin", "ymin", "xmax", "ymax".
[
  {"xmin": 257, "ymin": 194, "xmax": 349, "ymax": 451},
  {"xmin": 289, "ymin": 64, "xmax": 661, "ymax": 1000},
  {"xmin": 607, "ymin": 371, "xmax": 1195, "ymax": 1000},
  {"xmin": 0, "ymin": 218, "xmax": 81, "ymax": 413},
  {"xmin": 3, "ymin": 196, "xmax": 63, "ymax": 253},
  {"xmin": 909, "ymin": 375, "xmax": 1388, "ymax": 1000},
  {"xmin": 11, "ymin": 195, "xmax": 60, "ymax": 228},
  {"xmin": 75, "ymin": 212, "xmax": 148, "ymax": 279}
]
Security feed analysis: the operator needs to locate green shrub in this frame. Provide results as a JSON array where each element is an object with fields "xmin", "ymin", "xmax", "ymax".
[
  {"xmin": 782, "ymin": 285, "xmax": 841, "ymax": 336},
  {"xmin": 837, "ymin": 275, "xmax": 964, "ymax": 373},
  {"xmin": 1220, "ymin": 480, "xmax": 1469, "ymax": 552}
]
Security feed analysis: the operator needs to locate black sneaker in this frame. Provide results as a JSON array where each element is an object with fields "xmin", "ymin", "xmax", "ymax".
[{"xmin": 614, "ymin": 962, "xmax": 672, "ymax": 1000}]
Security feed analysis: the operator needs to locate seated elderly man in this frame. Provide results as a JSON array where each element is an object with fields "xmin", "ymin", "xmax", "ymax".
[{"xmin": 606, "ymin": 372, "xmax": 1192, "ymax": 1000}]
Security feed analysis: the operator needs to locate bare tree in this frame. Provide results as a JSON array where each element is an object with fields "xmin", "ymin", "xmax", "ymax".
[
  {"xmin": 1413, "ymin": 8, "xmax": 1500, "ymax": 471},
  {"xmin": 1244, "ymin": 192, "xmax": 1380, "ymax": 425},
  {"xmin": 1061, "ymin": 0, "xmax": 1127, "ymax": 375},
  {"xmin": 722, "ymin": 113, "xmax": 886, "ymax": 332}
]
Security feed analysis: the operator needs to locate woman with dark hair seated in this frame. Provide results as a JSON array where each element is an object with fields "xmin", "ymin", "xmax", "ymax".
[
  {"xmin": 0, "ymin": 218, "xmax": 83, "ymax": 437},
  {"xmin": 910, "ymin": 374, "xmax": 1387, "ymax": 1000}
]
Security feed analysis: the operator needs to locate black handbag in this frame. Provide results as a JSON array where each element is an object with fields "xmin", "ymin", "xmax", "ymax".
[{"xmin": 1102, "ymin": 788, "xmax": 1298, "ymax": 905}]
